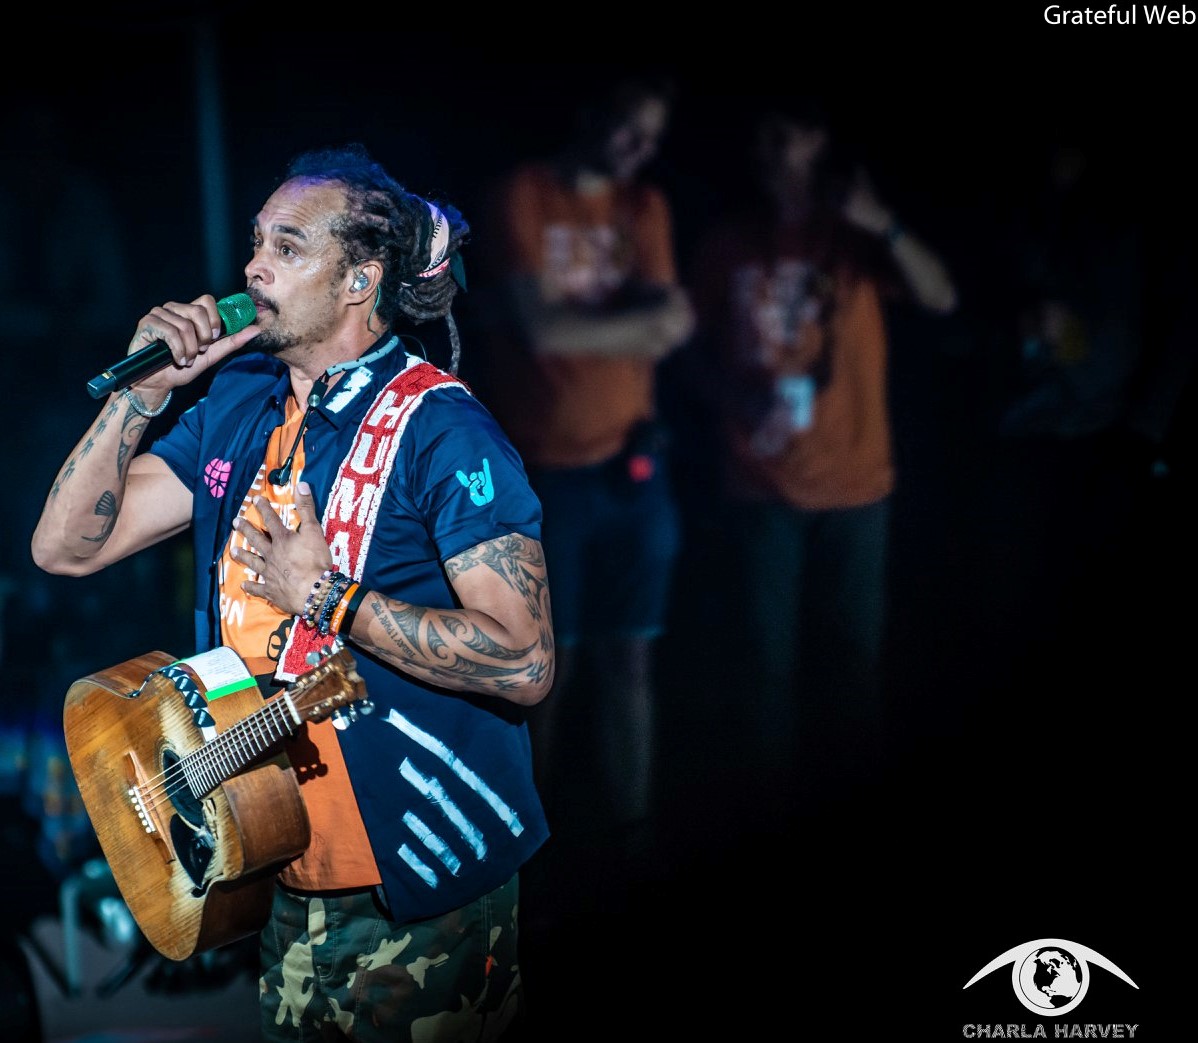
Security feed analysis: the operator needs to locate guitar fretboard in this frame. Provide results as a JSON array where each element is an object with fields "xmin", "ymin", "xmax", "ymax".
[{"xmin": 182, "ymin": 693, "xmax": 300, "ymax": 797}]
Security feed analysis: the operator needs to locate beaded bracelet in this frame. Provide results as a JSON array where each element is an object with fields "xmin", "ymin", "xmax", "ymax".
[
  {"xmin": 301, "ymin": 569, "xmax": 336, "ymax": 629},
  {"xmin": 124, "ymin": 386, "xmax": 173, "ymax": 418},
  {"xmin": 314, "ymin": 574, "xmax": 348, "ymax": 632},
  {"xmin": 317, "ymin": 574, "xmax": 353, "ymax": 636}
]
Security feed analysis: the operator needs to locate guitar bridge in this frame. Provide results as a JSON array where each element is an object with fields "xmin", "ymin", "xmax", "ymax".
[{"xmin": 124, "ymin": 751, "xmax": 173, "ymax": 863}]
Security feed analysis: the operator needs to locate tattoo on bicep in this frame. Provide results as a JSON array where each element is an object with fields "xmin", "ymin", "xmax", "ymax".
[
  {"xmin": 82, "ymin": 490, "xmax": 118, "ymax": 544},
  {"xmin": 447, "ymin": 534, "xmax": 552, "ymax": 623},
  {"xmin": 445, "ymin": 533, "xmax": 544, "ymax": 584},
  {"xmin": 455, "ymin": 536, "xmax": 555, "ymax": 655}
]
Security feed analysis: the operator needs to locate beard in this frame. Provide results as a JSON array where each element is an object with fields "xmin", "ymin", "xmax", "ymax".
[
  {"xmin": 243, "ymin": 291, "xmax": 295, "ymax": 356},
  {"xmin": 243, "ymin": 285, "xmax": 341, "ymax": 356},
  {"xmin": 245, "ymin": 326, "xmax": 295, "ymax": 356}
]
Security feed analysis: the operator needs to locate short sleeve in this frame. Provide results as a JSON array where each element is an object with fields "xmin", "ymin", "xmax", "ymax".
[
  {"xmin": 148, "ymin": 398, "xmax": 207, "ymax": 494},
  {"xmin": 400, "ymin": 386, "xmax": 542, "ymax": 562}
]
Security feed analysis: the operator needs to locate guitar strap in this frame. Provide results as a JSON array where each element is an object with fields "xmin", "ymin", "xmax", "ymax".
[{"xmin": 275, "ymin": 359, "xmax": 463, "ymax": 683}]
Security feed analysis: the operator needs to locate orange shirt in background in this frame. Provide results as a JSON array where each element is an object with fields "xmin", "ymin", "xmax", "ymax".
[
  {"xmin": 487, "ymin": 162, "xmax": 679, "ymax": 468},
  {"xmin": 694, "ymin": 218, "xmax": 896, "ymax": 511}
]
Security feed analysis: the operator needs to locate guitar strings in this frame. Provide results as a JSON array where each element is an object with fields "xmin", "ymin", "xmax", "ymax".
[
  {"xmin": 131, "ymin": 693, "xmax": 300, "ymax": 814},
  {"xmin": 121, "ymin": 652, "xmax": 350, "ymax": 832}
]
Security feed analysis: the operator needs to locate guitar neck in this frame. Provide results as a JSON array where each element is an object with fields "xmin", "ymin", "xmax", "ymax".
[{"xmin": 182, "ymin": 692, "xmax": 300, "ymax": 797}]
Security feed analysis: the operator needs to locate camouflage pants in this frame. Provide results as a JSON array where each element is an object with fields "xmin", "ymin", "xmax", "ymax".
[{"xmin": 259, "ymin": 875, "xmax": 522, "ymax": 1042}]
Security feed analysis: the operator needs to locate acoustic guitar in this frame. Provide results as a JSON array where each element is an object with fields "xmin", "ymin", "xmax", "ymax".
[{"xmin": 63, "ymin": 644, "xmax": 367, "ymax": 961}]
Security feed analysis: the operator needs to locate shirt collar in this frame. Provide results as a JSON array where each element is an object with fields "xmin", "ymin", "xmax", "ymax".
[{"xmin": 314, "ymin": 334, "xmax": 405, "ymax": 428}]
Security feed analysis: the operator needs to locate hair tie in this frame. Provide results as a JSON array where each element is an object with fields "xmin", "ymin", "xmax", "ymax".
[
  {"xmin": 414, "ymin": 201, "xmax": 450, "ymax": 280},
  {"xmin": 400, "ymin": 199, "xmax": 465, "ymax": 291}
]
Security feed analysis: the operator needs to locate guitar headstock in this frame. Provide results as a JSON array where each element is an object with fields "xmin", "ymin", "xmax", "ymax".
[{"xmin": 287, "ymin": 646, "xmax": 370, "ymax": 724}]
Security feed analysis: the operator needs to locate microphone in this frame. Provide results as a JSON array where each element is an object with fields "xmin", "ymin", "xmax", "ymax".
[{"xmin": 86, "ymin": 293, "xmax": 258, "ymax": 399}]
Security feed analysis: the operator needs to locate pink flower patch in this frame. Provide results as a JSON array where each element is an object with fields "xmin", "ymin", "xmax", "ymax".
[{"xmin": 203, "ymin": 458, "xmax": 232, "ymax": 498}]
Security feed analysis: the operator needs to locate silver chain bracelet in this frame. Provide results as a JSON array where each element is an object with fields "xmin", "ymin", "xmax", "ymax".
[{"xmin": 123, "ymin": 386, "xmax": 173, "ymax": 418}]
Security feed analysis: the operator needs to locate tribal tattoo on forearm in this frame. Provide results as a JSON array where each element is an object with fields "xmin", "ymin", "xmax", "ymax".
[
  {"xmin": 50, "ymin": 399, "xmax": 148, "ymax": 548},
  {"xmin": 117, "ymin": 402, "xmax": 149, "ymax": 476},
  {"xmin": 367, "ymin": 533, "xmax": 554, "ymax": 694}
]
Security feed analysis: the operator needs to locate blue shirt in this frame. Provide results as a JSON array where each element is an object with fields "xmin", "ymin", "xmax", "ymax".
[{"xmin": 150, "ymin": 336, "xmax": 549, "ymax": 921}]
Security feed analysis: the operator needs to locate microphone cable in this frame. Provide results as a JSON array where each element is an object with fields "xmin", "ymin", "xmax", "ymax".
[
  {"xmin": 268, "ymin": 376, "xmax": 328, "ymax": 486},
  {"xmin": 266, "ymin": 335, "xmax": 401, "ymax": 486}
]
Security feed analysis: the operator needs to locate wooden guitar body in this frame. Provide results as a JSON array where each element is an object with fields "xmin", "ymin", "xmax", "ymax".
[{"xmin": 62, "ymin": 647, "xmax": 365, "ymax": 961}]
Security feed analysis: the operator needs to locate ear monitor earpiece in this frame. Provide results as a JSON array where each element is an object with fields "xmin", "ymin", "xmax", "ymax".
[{"xmin": 352, "ymin": 271, "xmax": 369, "ymax": 292}]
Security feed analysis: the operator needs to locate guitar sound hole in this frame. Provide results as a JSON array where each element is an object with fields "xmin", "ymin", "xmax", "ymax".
[
  {"xmin": 162, "ymin": 748, "xmax": 214, "ymax": 894},
  {"xmin": 161, "ymin": 749, "xmax": 203, "ymax": 827}
]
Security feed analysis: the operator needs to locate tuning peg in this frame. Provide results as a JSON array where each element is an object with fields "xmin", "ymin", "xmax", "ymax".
[
  {"xmin": 334, "ymin": 701, "xmax": 366, "ymax": 726},
  {"xmin": 359, "ymin": 699, "xmax": 375, "ymax": 715}
]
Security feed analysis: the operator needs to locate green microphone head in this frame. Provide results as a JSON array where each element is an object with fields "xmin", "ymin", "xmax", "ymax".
[{"xmin": 216, "ymin": 292, "xmax": 256, "ymax": 335}]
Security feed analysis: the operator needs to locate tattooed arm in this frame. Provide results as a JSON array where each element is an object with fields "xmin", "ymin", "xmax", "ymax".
[
  {"xmin": 30, "ymin": 394, "xmax": 192, "ymax": 576},
  {"xmin": 32, "ymin": 295, "xmax": 259, "ymax": 577},
  {"xmin": 354, "ymin": 532, "xmax": 555, "ymax": 707},
  {"xmin": 232, "ymin": 483, "xmax": 554, "ymax": 708}
]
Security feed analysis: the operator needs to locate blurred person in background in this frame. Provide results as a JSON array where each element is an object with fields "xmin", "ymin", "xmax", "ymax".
[
  {"xmin": 479, "ymin": 73, "xmax": 695, "ymax": 878},
  {"xmin": 688, "ymin": 100, "xmax": 957, "ymax": 809}
]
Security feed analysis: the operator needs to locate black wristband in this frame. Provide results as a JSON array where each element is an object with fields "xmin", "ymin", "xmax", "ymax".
[{"xmin": 340, "ymin": 582, "xmax": 369, "ymax": 635}]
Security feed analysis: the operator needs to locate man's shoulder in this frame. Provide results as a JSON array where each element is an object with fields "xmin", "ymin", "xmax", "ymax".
[
  {"xmin": 402, "ymin": 371, "xmax": 487, "ymax": 422},
  {"xmin": 401, "ymin": 375, "xmax": 513, "ymax": 446},
  {"xmin": 209, "ymin": 352, "xmax": 287, "ymax": 394},
  {"xmin": 169, "ymin": 353, "xmax": 284, "ymax": 428}
]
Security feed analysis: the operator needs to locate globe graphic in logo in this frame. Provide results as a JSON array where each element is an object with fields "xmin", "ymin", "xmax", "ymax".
[
  {"xmin": 1017, "ymin": 946, "xmax": 1085, "ymax": 1009},
  {"xmin": 966, "ymin": 937, "xmax": 1136, "ymax": 1017}
]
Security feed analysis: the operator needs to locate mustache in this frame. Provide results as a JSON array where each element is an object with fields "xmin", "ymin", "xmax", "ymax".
[{"xmin": 245, "ymin": 289, "xmax": 278, "ymax": 313}]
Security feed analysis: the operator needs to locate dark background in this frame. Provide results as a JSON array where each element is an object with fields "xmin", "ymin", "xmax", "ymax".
[{"xmin": 1, "ymin": 10, "xmax": 1189, "ymax": 1039}]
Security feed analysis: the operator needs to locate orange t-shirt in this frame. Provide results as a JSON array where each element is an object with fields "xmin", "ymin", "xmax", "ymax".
[
  {"xmin": 219, "ymin": 395, "xmax": 380, "ymax": 891},
  {"xmin": 693, "ymin": 218, "xmax": 896, "ymax": 511},
  {"xmin": 486, "ymin": 162, "xmax": 679, "ymax": 468}
]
